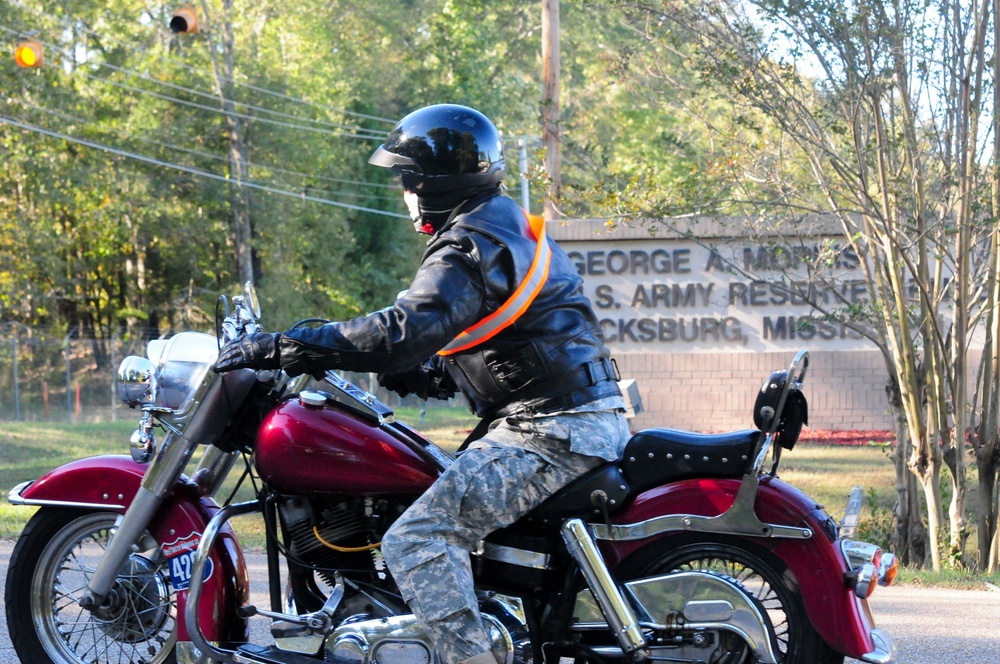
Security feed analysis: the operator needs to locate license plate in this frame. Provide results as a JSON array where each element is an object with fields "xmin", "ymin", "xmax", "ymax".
[{"xmin": 163, "ymin": 533, "xmax": 215, "ymax": 591}]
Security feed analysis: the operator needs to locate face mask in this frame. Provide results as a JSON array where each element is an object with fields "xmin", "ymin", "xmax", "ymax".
[
  {"xmin": 404, "ymin": 190, "xmax": 436, "ymax": 235},
  {"xmin": 403, "ymin": 190, "xmax": 421, "ymax": 222}
]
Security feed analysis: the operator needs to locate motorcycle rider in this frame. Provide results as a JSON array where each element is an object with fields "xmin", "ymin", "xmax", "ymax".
[{"xmin": 215, "ymin": 103, "xmax": 630, "ymax": 664}]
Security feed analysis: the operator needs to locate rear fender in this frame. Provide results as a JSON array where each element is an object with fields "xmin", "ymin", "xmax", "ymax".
[
  {"xmin": 11, "ymin": 454, "xmax": 249, "ymax": 644},
  {"xmin": 599, "ymin": 476, "xmax": 877, "ymax": 659}
]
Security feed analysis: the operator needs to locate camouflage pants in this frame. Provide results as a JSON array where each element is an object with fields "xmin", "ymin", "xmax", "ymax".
[{"xmin": 380, "ymin": 406, "xmax": 628, "ymax": 664}]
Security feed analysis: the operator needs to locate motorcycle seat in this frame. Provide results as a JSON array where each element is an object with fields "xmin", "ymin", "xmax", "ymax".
[
  {"xmin": 518, "ymin": 463, "xmax": 632, "ymax": 527},
  {"xmin": 620, "ymin": 428, "xmax": 759, "ymax": 494},
  {"xmin": 498, "ymin": 430, "xmax": 759, "ymax": 533}
]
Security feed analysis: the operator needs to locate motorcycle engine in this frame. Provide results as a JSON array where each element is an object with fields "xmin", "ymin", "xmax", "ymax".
[
  {"xmin": 277, "ymin": 496, "xmax": 533, "ymax": 662},
  {"xmin": 276, "ymin": 495, "xmax": 407, "ymax": 613},
  {"xmin": 326, "ymin": 608, "xmax": 528, "ymax": 664}
]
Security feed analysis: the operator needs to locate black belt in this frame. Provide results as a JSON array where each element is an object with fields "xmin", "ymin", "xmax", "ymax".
[
  {"xmin": 508, "ymin": 357, "xmax": 618, "ymax": 407},
  {"xmin": 459, "ymin": 358, "xmax": 620, "ymax": 450}
]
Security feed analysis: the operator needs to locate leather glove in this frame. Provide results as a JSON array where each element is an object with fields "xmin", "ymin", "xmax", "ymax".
[
  {"xmin": 214, "ymin": 332, "xmax": 282, "ymax": 373},
  {"xmin": 378, "ymin": 367, "xmax": 429, "ymax": 399},
  {"xmin": 378, "ymin": 357, "xmax": 457, "ymax": 400}
]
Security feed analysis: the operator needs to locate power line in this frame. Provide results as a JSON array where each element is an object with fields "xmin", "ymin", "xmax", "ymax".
[
  {"xmin": 0, "ymin": 113, "xmax": 409, "ymax": 219},
  {"xmin": 15, "ymin": 101, "xmax": 399, "ymax": 196},
  {"xmin": 1, "ymin": 89, "xmax": 395, "ymax": 189},
  {"xmin": 0, "ymin": 25, "xmax": 386, "ymax": 141},
  {"xmin": 96, "ymin": 61, "xmax": 384, "ymax": 135},
  {"xmin": 0, "ymin": 23, "xmax": 385, "ymax": 137},
  {"xmin": 7, "ymin": 2, "xmax": 396, "ymax": 125},
  {"xmin": 75, "ymin": 68, "xmax": 385, "ymax": 140}
]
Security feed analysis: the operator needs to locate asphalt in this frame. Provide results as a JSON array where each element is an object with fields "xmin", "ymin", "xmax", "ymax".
[{"xmin": 1, "ymin": 538, "xmax": 998, "ymax": 663}]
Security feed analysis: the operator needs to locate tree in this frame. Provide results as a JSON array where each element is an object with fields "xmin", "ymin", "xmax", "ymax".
[
  {"xmin": 595, "ymin": 0, "xmax": 1000, "ymax": 570},
  {"xmin": 0, "ymin": 0, "xmax": 431, "ymax": 337}
]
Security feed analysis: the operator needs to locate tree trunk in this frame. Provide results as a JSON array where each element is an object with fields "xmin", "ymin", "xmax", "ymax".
[
  {"xmin": 541, "ymin": 0, "xmax": 560, "ymax": 220},
  {"xmin": 984, "ymin": 0, "xmax": 1000, "ymax": 572},
  {"xmin": 910, "ymin": 431, "xmax": 945, "ymax": 570},
  {"xmin": 886, "ymin": 373, "xmax": 926, "ymax": 565},
  {"xmin": 945, "ymin": 443, "xmax": 969, "ymax": 565},
  {"xmin": 201, "ymin": 0, "xmax": 255, "ymax": 286},
  {"xmin": 991, "ymin": 470, "xmax": 1000, "ymax": 570},
  {"xmin": 891, "ymin": 423, "xmax": 912, "ymax": 562},
  {"xmin": 979, "ymin": 463, "xmax": 997, "ymax": 568},
  {"xmin": 909, "ymin": 470, "xmax": 928, "ymax": 566}
]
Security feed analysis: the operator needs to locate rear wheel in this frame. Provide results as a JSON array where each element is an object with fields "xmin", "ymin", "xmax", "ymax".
[
  {"xmin": 6, "ymin": 508, "xmax": 177, "ymax": 664},
  {"xmin": 624, "ymin": 535, "xmax": 844, "ymax": 664}
]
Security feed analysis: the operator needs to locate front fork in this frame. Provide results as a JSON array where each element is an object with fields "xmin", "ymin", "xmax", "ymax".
[
  {"xmin": 80, "ymin": 431, "xmax": 235, "ymax": 607},
  {"xmin": 81, "ymin": 368, "xmax": 258, "ymax": 606}
]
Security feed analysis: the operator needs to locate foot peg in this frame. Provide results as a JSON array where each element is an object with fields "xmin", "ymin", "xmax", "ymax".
[{"xmin": 239, "ymin": 575, "xmax": 345, "ymax": 656}]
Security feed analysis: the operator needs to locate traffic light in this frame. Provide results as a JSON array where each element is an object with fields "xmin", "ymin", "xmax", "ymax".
[
  {"xmin": 170, "ymin": 6, "xmax": 199, "ymax": 34},
  {"xmin": 14, "ymin": 39, "xmax": 43, "ymax": 68}
]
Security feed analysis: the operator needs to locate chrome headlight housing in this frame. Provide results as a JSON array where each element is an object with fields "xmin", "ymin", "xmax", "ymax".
[
  {"xmin": 117, "ymin": 356, "xmax": 158, "ymax": 407},
  {"xmin": 117, "ymin": 332, "xmax": 220, "ymax": 411}
]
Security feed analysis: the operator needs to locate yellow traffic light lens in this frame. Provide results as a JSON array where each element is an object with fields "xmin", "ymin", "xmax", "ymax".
[
  {"xmin": 15, "ymin": 42, "xmax": 42, "ymax": 68},
  {"xmin": 16, "ymin": 46, "xmax": 36, "ymax": 66}
]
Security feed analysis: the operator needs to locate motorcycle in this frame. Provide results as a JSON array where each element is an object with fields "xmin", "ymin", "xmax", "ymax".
[{"xmin": 5, "ymin": 282, "xmax": 897, "ymax": 664}]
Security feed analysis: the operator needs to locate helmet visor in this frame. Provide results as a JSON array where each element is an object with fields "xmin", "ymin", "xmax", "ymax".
[{"xmin": 369, "ymin": 145, "xmax": 419, "ymax": 171}]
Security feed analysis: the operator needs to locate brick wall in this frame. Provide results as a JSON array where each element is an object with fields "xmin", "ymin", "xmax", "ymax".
[{"xmin": 615, "ymin": 349, "xmax": 895, "ymax": 433}]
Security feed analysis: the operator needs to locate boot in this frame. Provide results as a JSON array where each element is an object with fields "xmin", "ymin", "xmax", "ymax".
[{"xmin": 457, "ymin": 652, "xmax": 499, "ymax": 664}]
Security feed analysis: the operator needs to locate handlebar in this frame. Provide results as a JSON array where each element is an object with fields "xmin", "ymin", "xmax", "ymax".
[{"xmin": 218, "ymin": 281, "xmax": 263, "ymax": 345}]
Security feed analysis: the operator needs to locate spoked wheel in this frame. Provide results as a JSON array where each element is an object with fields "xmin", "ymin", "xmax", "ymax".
[
  {"xmin": 6, "ymin": 508, "xmax": 177, "ymax": 664},
  {"xmin": 622, "ymin": 535, "xmax": 844, "ymax": 664}
]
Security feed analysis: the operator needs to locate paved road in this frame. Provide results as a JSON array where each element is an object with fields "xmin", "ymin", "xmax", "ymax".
[{"xmin": 1, "ymin": 538, "xmax": 998, "ymax": 663}]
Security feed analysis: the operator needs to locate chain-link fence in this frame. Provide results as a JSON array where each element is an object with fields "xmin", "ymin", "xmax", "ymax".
[
  {"xmin": 0, "ymin": 325, "xmax": 456, "ymax": 423},
  {"xmin": 0, "ymin": 325, "xmax": 157, "ymax": 423}
]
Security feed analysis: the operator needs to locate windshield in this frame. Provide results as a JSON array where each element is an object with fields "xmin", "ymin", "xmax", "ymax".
[{"xmin": 146, "ymin": 332, "xmax": 220, "ymax": 411}]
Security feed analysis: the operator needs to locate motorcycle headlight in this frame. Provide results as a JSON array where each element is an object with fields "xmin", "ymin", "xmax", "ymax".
[
  {"xmin": 146, "ymin": 332, "xmax": 220, "ymax": 412},
  {"xmin": 117, "ymin": 356, "xmax": 159, "ymax": 407}
]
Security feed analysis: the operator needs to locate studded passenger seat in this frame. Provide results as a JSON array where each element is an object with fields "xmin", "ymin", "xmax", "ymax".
[{"xmin": 619, "ymin": 428, "xmax": 759, "ymax": 495}]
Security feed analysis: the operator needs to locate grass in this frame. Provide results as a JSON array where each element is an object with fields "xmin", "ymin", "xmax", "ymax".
[
  {"xmin": 2, "ymin": 414, "xmax": 998, "ymax": 588},
  {"xmin": 0, "ymin": 420, "xmax": 139, "ymax": 535},
  {"xmin": 393, "ymin": 405, "xmax": 478, "ymax": 449},
  {"xmin": 0, "ymin": 408, "xmax": 477, "ymax": 546},
  {"xmin": 895, "ymin": 565, "xmax": 1000, "ymax": 589},
  {"xmin": 777, "ymin": 443, "xmax": 898, "ymax": 525}
]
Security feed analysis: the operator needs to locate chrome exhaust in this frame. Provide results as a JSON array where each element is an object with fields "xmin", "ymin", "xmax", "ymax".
[{"xmin": 560, "ymin": 518, "xmax": 647, "ymax": 659}]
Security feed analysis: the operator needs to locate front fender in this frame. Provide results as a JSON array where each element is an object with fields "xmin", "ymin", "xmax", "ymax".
[
  {"xmin": 599, "ymin": 476, "xmax": 878, "ymax": 659},
  {"xmin": 13, "ymin": 455, "xmax": 146, "ymax": 510},
  {"xmin": 10, "ymin": 454, "xmax": 249, "ymax": 644}
]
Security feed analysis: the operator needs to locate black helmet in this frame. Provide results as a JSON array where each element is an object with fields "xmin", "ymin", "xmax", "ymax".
[{"xmin": 369, "ymin": 104, "xmax": 506, "ymax": 196}]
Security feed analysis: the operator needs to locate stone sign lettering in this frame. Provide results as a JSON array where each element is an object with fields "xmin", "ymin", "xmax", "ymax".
[{"xmin": 562, "ymin": 238, "xmax": 871, "ymax": 352}]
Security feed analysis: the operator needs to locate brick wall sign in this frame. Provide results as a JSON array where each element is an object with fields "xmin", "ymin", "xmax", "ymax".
[
  {"xmin": 558, "ymin": 228, "xmax": 870, "ymax": 353},
  {"xmin": 548, "ymin": 219, "xmax": 896, "ymax": 431}
]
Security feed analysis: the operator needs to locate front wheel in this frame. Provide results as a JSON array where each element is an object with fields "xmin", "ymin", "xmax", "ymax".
[
  {"xmin": 621, "ymin": 534, "xmax": 844, "ymax": 664},
  {"xmin": 5, "ymin": 508, "xmax": 177, "ymax": 664}
]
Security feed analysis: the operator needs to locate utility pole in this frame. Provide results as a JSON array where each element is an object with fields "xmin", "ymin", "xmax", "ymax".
[
  {"xmin": 12, "ymin": 327, "xmax": 20, "ymax": 421},
  {"xmin": 65, "ymin": 327, "xmax": 75, "ymax": 420},
  {"xmin": 518, "ymin": 138, "xmax": 531, "ymax": 211},
  {"xmin": 541, "ymin": 0, "xmax": 560, "ymax": 220}
]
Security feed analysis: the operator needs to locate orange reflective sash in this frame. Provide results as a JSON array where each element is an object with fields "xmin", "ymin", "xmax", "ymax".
[{"xmin": 438, "ymin": 210, "xmax": 551, "ymax": 356}]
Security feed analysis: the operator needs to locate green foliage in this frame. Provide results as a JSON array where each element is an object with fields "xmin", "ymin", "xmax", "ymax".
[
  {"xmin": 0, "ymin": 0, "xmax": 706, "ymax": 335},
  {"xmin": 855, "ymin": 486, "xmax": 895, "ymax": 552},
  {"xmin": 0, "ymin": 1, "xmax": 422, "ymax": 335}
]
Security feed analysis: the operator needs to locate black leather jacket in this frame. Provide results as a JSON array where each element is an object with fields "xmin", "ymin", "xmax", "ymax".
[{"xmin": 278, "ymin": 191, "xmax": 621, "ymax": 417}]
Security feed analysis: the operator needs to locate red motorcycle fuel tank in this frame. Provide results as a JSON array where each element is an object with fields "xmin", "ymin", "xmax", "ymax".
[{"xmin": 255, "ymin": 395, "xmax": 441, "ymax": 495}]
